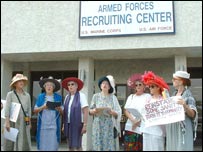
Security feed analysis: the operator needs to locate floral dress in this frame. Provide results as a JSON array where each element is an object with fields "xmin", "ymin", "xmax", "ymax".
[{"xmin": 90, "ymin": 93, "xmax": 121, "ymax": 151}]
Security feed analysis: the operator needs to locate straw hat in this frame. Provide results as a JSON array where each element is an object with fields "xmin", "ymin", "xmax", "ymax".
[
  {"xmin": 39, "ymin": 76, "xmax": 61, "ymax": 92},
  {"xmin": 62, "ymin": 77, "xmax": 84, "ymax": 91},
  {"xmin": 10, "ymin": 74, "xmax": 28, "ymax": 88}
]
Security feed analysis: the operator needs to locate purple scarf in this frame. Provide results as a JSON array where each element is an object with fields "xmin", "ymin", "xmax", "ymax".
[{"xmin": 63, "ymin": 91, "xmax": 82, "ymax": 148}]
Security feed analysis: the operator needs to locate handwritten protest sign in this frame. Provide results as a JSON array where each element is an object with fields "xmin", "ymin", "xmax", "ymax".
[{"xmin": 143, "ymin": 97, "xmax": 185, "ymax": 127}]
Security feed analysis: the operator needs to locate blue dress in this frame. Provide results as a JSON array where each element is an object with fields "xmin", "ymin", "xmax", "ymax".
[{"xmin": 35, "ymin": 92, "xmax": 62, "ymax": 151}]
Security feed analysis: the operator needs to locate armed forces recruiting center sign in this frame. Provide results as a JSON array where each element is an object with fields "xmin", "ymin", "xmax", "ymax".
[{"xmin": 79, "ymin": 1, "xmax": 175, "ymax": 37}]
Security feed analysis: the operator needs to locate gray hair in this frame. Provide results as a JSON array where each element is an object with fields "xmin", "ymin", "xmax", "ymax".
[{"xmin": 43, "ymin": 81, "xmax": 55, "ymax": 89}]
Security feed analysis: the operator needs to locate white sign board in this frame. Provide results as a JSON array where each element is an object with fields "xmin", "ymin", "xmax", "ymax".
[
  {"xmin": 79, "ymin": 1, "xmax": 175, "ymax": 37},
  {"xmin": 1, "ymin": 99, "xmax": 21, "ymax": 122},
  {"xmin": 143, "ymin": 97, "xmax": 185, "ymax": 127}
]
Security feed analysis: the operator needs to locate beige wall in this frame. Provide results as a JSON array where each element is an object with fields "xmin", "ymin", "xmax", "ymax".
[
  {"xmin": 1, "ymin": 1, "xmax": 202, "ymax": 54},
  {"xmin": 1, "ymin": 1, "xmax": 202, "ymax": 150}
]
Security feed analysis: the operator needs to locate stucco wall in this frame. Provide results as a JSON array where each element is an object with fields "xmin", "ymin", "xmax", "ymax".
[{"xmin": 1, "ymin": 1, "xmax": 202, "ymax": 53}]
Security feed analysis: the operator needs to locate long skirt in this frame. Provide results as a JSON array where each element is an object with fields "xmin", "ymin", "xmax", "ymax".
[
  {"xmin": 143, "ymin": 133, "xmax": 165, "ymax": 151},
  {"xmin": 39, "ymin": 128, "xmax": 58, "ymax": 151},
  {"xmin": 124, "ymin": 130, "xmax": 143, "ymax": 151}
]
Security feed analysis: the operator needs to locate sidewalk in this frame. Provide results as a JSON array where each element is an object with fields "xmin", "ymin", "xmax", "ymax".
[
  {"xmin": 2, "ymin": 140, "xmax": 202, "ymax": 151},
  {"xmin": 30, "ymin": 141, "xmax": 202, "ymax": 151},
  {"xmin": 31, "ymin": 141, "xmax": 67, "ymax": 151}
]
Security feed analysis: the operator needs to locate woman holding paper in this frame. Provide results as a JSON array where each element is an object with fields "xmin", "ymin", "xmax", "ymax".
[
  {"xmin": 124, "ymin": 73, "xmax": 151, "ymax": 151},
  {"xmin": 34, "ymin": 76, "xmax": 63, "ymax": 151},
  {"xmin": 142, "ymin": 71, "xmax": 169, "ymax": 151},
  {"xmin": 89, "ymin": 75, "xmax": 122, "ymax": 151},
  {"xmin": 166, "ymin": 71, "xmax": 198, "ymax": 151},
  {"xmin": 4, "ymin": 73, "xmax": 32, "ymax": 151}
]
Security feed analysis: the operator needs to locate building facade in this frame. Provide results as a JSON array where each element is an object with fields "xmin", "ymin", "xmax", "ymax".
[{"xmin": 1, "ymin": 1, "xmax": 202, "ymax": 150}]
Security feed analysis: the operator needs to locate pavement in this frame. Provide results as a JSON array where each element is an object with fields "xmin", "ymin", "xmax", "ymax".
[
  {"xmin": 1, "ymin": 140, "xmax": 202, "ymax": 151},
  {"xmin": 29, "ymin": 140, "xmax": 203, "ymax": 151}
]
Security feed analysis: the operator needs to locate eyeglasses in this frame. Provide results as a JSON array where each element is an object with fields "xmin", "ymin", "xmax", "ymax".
[
  {"xmin": 135, "ymin": 84, "xmax": 142, "ymax": 87},
  {"xmin": 172, "ymin": 78, "xmax": 180, "ymax": 81},
  {"xmin": 68, "ymin": 83, "xmax": 75, "ymax": 86},
  {"xmin": 149, "ymin": 85, "xmax": 156, "ymax": 89}
]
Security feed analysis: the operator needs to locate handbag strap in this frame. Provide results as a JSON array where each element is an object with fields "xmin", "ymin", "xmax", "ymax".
[{"xmin": 14, "ymin": 90, "xmax": 27, "ymax": 117}]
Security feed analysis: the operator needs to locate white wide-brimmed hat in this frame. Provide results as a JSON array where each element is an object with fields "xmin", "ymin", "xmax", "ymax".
[
  {"xmin": 106, "ymin": 75, "xmax": 116, "ymax": 94},
  {"xmin": 173, "ymin": 71, "xmax": 190, "ymax": 79},
  {"xmin": 10, "ymin": 74, "xmax": 28, "ymax": 88}
]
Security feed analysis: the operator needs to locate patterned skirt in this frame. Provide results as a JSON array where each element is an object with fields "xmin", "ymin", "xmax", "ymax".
[{"xmin": 124, "ymin": 130, "xmax": 143, "ymax": 151}]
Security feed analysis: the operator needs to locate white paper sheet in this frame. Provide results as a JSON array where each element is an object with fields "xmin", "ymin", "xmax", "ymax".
[
  {"xmin": 125, "ymin": 123, "xmax": 142, "ymax": 134},
  {"xmin": 3, "ymin": 127, "xmax": 19, "ymax": 142},
  {"xmin": 125, "ymin": 108, "xmax": 145, "ymax": 134},
  {"xmin": 126, "ymin": 108, "xmax": 143, "ymax": 120},
  {"xmin": 95, "ymin": 107, "xmax": 111, "ymax": 116},
  {"xmin": 1, "ymin": 99, "xmax": 21, "ymax": 122}
]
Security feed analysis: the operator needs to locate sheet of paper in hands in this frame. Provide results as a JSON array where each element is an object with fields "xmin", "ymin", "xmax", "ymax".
[
  {"xmin": 46, "ymin": 101, "xmax": 61, "ymax": 110},
  {"xmin": 126, "ymin": 108, "xmax": 143, "ymax": 121},
  {"xmin": 3, "ymin": 127, "xmax": 19, "ymax": 142},
  {"xmin": 96, "ymin": 107, "xmax": 111, "ymax": 116},
  {"xmin": 125, "ymin": 122, "xmax": 142, "ymax": 134},
  {"xmin": 170, "ymin": 96, "xmax": 182, "ymax": 103}
]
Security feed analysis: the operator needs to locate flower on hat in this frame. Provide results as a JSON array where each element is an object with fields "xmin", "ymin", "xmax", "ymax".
[
  {"xmin": 127, "ymin": 73, "xmax": 142, "ymax": 88},
  {"xmin": 142, "ymin": 71, "xmax": 169, "ymax": 91}
]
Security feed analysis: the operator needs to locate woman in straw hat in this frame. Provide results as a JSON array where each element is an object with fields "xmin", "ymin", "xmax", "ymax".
[
  {"xmin": 166, "ymin": 71, "xmax": 198, "ymax": 151},
  {"xmin": 124, "ymin": 73, "xmax": 151, "ymax": 151},
  {"xmin": 4, "ymin": 73, "xmax": 32, "ymax": 151},
  {"xmin": 89, "ymin": 75, "xmax": 121, "ymax": 151},
  {"xmin": 62, "ymin": 77, "xmax": 88, "ymax": 151},
  {"xmin": 142, "ymin": 71, "xmax": 169, "ymax": 151},
  {"xmin": 33, "ymin": 76, "xmax": 63, "ymax": 151}
]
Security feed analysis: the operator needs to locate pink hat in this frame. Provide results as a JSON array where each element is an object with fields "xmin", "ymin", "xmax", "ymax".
[{"xmin": 127, "ymin": 73, "xmax": 143, "ymax": 88}]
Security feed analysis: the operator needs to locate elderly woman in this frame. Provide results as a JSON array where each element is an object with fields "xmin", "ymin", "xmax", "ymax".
[
  {"xmin": 4, "ymin": 73, "xmax": 32, "ymax": 151},
  {"xmin": 142, "ymin": 71, "xmax": 169, "ymax": 151},
  {"xmin": 33, "ymin": 76, "xmax": 63, "ymax": 151},
  {"xmin": 124, "ymin": 73, "xmax": 151, "ymax": 151},
  {"xmin": 166, "ymin": 71, "xmax": 198, "ymax": 151},
  {"xmin": 62, "ymin": 77, "xmax": 89, "ymax": 151},
  {"xmin": 89, "ymin": 75, "xmax": 122, "ymax": 151}
]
